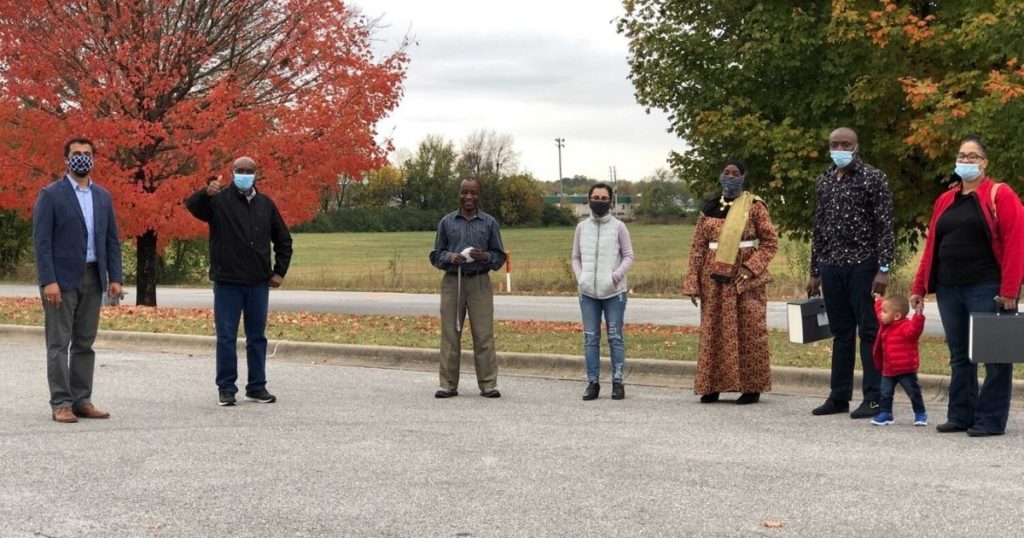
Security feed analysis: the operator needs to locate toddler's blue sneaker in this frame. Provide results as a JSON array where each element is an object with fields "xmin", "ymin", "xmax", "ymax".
[
  {"xmin": 913, "ymin": 413, "xmax": 928, "ymax": 426},
  {"xmin": 871, "ymin": 412, "xmax": 894, "ymax": 426}
]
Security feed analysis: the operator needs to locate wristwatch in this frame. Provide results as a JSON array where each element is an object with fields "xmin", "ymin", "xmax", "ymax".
[{"xmin": 879, "ymin": 265, "xmax": 890, "ymax": 273}]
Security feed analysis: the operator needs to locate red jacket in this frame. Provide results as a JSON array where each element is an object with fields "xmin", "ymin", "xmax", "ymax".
[
  {"xmin": 872, "ymin": 299, "xmax": 925, "ymax": 377},
  {"xmin": 912, "ymin": 178, "xmax": 1024, "ymax": 299}
]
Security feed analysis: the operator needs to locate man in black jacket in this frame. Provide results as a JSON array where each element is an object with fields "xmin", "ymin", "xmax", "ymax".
[{"xmin": 186, "ymin": 156, "xmax": 293, "ymax": 406}]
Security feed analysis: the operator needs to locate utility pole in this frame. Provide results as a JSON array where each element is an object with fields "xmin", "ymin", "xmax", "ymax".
[
  {"xmin": 609, "ymin": 165, "xmax": 618, "ymax": 213},
  {"xmin": 554, "ymin": 137, "xmax": 565, "ymax": 202}
]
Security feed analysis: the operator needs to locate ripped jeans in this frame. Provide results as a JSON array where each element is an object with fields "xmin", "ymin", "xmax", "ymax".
[{"xmin": 580, "ymin": 292, "xmax": 627, "ymax": 383}]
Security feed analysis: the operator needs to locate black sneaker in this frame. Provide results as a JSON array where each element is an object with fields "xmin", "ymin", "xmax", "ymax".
[
  {"xmin": 611, "ymin": 382, "xmax": 625, "ymax": 400},
  {"xmin": 582, "ymin": 382, "xmax": 600, "ymax": 401},
  {"xmin": 736, "ymin": 392, "xmax": 760, "ymax": 405},
  {"xmin": 218, "ymin": 391, "xmax": 236, "ymax": 407},
  {"xmin": 966, "ymin": 426, "xmax": 1003, "ymax": 437},
  {"xmin": 434, "ymin": 388, "xmax": 458, "ymax": 398},
  {"xmin": 850, "ymin": 400, "xmax": 879, "ymax": 419},
  {"xmin": 936, "ymin": 421, "xmax": 968, "ymax": 433},
  {"xmin": 244, "ymin": 389, "xmax": 277, "ymax": 403},
  {"xmin": 811, "ymin": 398, "xmax": 849, "ymax": 415},
  {"xmin": 480, "ymin": 388, "xmax": 501, "ymax": 398}
]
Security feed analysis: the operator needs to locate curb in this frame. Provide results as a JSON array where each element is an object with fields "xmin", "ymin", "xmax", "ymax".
[{"xmin": 2, "ymin": 324, "xmax": 1021, "ymax": 405}]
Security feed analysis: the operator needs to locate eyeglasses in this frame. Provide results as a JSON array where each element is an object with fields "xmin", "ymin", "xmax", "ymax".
[
  {"xmin": 590, "ymin": 196, "xmax": 611, "ymax": 202},
  {"xmin": 956, "ymin": 152, "xmax": 986, "ymax": 163}
]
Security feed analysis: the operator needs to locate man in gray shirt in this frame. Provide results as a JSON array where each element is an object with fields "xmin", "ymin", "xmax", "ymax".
[{"xmin": 428, "ymin": 178, "xmax": 506, "ymax": 398}]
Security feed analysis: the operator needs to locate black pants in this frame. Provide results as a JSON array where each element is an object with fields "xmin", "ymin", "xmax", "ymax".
[
  {"xmin": 879, "ymin": 373, "xmax": 925, "ymax": 414},
  {"xmin": 820, "ymin": 260, "xmax": 881, "ymax": 402}
]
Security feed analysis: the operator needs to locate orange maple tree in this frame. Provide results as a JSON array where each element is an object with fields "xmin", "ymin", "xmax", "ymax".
[{"xmin": 0, "ymin": 0, "xmax": 408, "ymax": 305}]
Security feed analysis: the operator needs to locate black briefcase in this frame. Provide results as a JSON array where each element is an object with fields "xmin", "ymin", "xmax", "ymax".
[
  {"xmin": 969, "ymin": 310, "xmax": 1024, "ymax": 364},
  {"xmin": 787, "ymin": 298, "xmax": 832, "ymax": 344}
]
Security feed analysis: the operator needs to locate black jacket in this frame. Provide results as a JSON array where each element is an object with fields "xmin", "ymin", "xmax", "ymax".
[{"xmin": 185, "ymin": 186, "xmax": 293, "ymax": 285}]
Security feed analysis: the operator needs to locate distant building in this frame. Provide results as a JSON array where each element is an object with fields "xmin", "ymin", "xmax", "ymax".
[{"xmin": 543, "ymin": 194, "xmax": 637, "ymax": 220}]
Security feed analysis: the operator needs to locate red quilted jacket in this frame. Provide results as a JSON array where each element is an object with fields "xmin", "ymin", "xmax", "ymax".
[{"xmin": 872, "ymin": 299, "xmax": 926, "ymax": 377}]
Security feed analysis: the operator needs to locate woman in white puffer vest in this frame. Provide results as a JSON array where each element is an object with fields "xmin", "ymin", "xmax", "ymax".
[{"xmin": 571, "ymin": 183, "xmax": 635, "ymax": 401}]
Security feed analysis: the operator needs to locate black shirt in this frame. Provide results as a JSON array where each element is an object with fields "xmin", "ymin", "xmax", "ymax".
[
  {"xmin": 185, "ymin": 186, "xmax": 293, "ymax": 285},
  {"xmin": 810, "ymin": 159, "xmax": 895, "ymax": 275},
  {"xmin": 934, "ymin": 192, "xmax": 1000, "ymax": 286}
]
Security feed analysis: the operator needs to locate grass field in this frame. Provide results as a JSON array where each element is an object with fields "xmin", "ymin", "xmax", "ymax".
[
  {"xmin": 283, "ymin": 224, "xmax": 921, "ymax": 299},
  {"xmin": 4, "ymin": 297, "xmax": 1016, "ymax": 378}
]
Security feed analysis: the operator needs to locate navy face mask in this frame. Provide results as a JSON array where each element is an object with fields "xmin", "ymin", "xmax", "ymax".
[
  {"xmin": 67, "ymin": 154, "xmax": 93, "ymax": 176},
  {"xmin": 719, "ymin": 174, "xmax": 745, "ymax": 199}
]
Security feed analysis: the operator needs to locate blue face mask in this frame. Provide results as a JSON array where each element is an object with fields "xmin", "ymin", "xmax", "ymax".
[
  {"xmin": 233, "ymin": 173, "xmax": 255, "ymax": 191},
  {"xmin": 719, "ymin": 174, "xmax": 745, "ymax": 199},
  {"xmin": 67, "ymin": 154, "xmax": 94, "ymax": 176},
  {"xmin": 830, "ymin": 151, "xmax": 855, "ymax": 168},
  {"xmin": 954, "ymin": 162, "xmax": 981, "ymax": 182}
]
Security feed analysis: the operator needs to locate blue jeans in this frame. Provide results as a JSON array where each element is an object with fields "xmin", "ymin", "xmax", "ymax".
[
  {"xmin": 819, "ymin": 260, "xmax": 881, "ymax": 402},
  {"xmin": 936, "ymin": 282, "xmax": 1013, "ymax": 433},
  {"xmin": 580, "ymin": 292, "xmax": 627, "ymax": 383},
  {"xmin": 879, "ymin": 373, "xmax": 925, "ymax": 415},
  {"xmin": 214, "ymin": 281, "xmax": 270, "ymax": 394}
]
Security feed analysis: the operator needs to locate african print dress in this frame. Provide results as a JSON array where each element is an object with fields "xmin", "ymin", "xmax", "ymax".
[{"xmin": 682, "ymin": 200, "xmax": 778, "ymax": 395}]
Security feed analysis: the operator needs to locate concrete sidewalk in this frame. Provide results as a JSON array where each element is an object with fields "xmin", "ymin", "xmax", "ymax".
[{"xmin": 2, "ymin": 337, "xmax": 1022, "ymax": 537}]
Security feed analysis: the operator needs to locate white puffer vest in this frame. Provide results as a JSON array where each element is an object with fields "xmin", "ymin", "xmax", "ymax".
[{"xmin": 577, "ymin": 214, "xmax": 626, "ymax": 299}]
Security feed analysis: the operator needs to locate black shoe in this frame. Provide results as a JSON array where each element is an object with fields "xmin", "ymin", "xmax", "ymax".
[
  {"xmin": 850, "ymin": 400, "xmax": 879, "ymax": 419},
  {"xmin": 218, "ymin": 391, "xmax": 236, "ymax": 407},
  {"xmin": 611, "ymin": 382, "xmax": 625, "ymax": 400},
  {"xmin": 936, "ymin": 421, "xmax": 968, "ymax": 433},
  {"xmin": 699, "ymin": 392, "xmax": 720, "ymax": 404},
  {"xmin": 966, "ymin": 426, "xmax": 1003, "ymax": 437},
  {"xmin": 811, "ymin": 398, "xmax": 849, "ymax": 415},
  {"xmin": 244, "ymin": 389, "xmax": 276, "ymax": 403},
  {"xmin": 582, "ymin": 382, "xmax": 600, "ymax": 401},
  {"xmin": 736, "ymin": 392, "xmax": 760, "ymax": 405},
  {"xmin": 434, "ymin": 388, "xmax": 458, "ymax": 399},
  {"xmin": 480, "ymin": 388, "xmax": 501, "ymax": 398}
]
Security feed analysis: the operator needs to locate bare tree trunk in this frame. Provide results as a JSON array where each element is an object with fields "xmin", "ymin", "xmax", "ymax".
[{"xmin": 135, "ymin": 230, "xmax": 158, "ymax": 306}]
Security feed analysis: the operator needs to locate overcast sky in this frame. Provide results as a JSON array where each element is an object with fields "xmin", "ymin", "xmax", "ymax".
[{"xmin": 354, "ymin": 0, "xmax": 683, "ymax": 183}]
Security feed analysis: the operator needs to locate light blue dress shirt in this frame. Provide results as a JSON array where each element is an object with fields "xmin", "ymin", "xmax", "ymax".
[{"xmin": 67, "ymin": 176, "xmax": 96, "ymax": 263}]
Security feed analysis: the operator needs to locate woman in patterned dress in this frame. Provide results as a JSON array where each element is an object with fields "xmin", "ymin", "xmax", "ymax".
[{"xmin": 682, "ymin": 160, "xmax": 779, "ymax": 404}]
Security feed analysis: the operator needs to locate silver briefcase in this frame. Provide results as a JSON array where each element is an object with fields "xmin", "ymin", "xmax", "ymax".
[
  {"xmin": 969, "ymin": 310, "xmax": 1024, "ymax": 364},
  {"xmin": 787, "ymin": 298, "xmax": 832, "ymax": 344}
]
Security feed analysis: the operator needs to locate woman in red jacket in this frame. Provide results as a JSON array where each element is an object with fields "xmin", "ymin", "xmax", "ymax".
[{"xmin": 910, "ymin": 136, "xmax": 1024, "ymax": 437}]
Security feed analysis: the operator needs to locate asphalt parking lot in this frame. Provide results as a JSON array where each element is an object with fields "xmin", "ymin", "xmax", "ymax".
[{"xmin": 2, "ymin": 339, "xmax": 1022, "ymax": 537}]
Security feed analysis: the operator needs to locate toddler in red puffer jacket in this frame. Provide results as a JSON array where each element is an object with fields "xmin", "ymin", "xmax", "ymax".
[{"xmin": 870, "ymin": 293, "xmax": 927, "ymax": 426}]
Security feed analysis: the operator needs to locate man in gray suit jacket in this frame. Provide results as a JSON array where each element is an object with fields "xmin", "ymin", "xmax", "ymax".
[{"xmin": 33, "ymin": 137, "xmax": 123, "ymax": 423}]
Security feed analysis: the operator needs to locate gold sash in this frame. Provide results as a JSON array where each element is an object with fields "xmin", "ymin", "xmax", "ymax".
[{"xmin": 712, "ymin": 192, "xmax": 755, "ymax": 276}]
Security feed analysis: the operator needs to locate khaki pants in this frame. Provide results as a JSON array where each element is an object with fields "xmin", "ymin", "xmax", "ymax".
[{"xmin": 439, "ymin": 271, "xmax": 497, "ymax": 390}]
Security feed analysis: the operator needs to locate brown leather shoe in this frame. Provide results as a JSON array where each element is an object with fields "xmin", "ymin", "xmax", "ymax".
[
  {"xmin": 73, "ymin": 403, "xmax": 110, "ymax": 419},
  {"xmin": 52, "ymin": 407, "xmax": 78, "ymax": 423}
]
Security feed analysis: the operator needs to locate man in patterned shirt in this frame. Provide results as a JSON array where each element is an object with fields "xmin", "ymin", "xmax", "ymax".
[{"xmin": 807, "ymin": 127, "xmax": 894, "ymax": 419}]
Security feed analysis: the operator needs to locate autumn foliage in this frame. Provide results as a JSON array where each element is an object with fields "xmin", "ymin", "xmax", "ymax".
[{"xmin": 0, "ymin": 1, "xmax": 407, "ymax": 304}]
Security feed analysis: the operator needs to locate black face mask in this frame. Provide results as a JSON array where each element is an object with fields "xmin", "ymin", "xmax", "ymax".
[{"xmin": 589, "ymin": 201, "xmax": 611, "ymax": 217}]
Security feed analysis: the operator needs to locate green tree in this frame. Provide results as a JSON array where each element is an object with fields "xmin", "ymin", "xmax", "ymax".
[
  {"xmin": 636, "ymin": 168, "xmax": 692, "ymax": 221},
  {"xmin": 496, "ymin": 173, "xmax": 545, "ymax": 226},
  {"xmin": 618, "ymin": 0, "xmax": 1024, "ymax": 249},
  {"xmin": 358, "ymin": 165, "xmax": 406, "ymax": 208},
  {"xmin": 404, "ymin": 135, "xmax": 460, "ymax": 211}
]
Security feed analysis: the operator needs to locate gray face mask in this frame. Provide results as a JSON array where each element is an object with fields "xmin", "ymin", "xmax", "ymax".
[{"xmin": 719, "ymin": 174, "xmax": 745, "ymax": 199}]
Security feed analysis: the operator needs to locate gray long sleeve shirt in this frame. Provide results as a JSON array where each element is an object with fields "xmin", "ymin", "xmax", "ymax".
[{"xmin": 429, "ymin": 210, "xmax": 506, "ymax": 274}]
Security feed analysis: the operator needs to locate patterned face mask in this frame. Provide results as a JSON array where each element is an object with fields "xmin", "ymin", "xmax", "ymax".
[
  {"xmin": 67, "ymin": 154, "xmax": 93, "ymax": 176},
  {"xmin": 719, "ymin": 174, "xmax": 745, "ymax": 199}
]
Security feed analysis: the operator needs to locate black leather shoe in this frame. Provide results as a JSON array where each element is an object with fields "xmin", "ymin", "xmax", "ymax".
[
  {"xmin": 967, "ymin": 426, "xmax": 1003, "ymax": 437},
  {"xmin": 936, "ymin": 421, "xmax": 967, "ymax": 433},
  {"xmin": 434, "ymin": 388, "xmax": 458, "ymax": 398},
  {"xmin": 582, "ymin": 382, "xmax": 600, "ymax": 401},
  {"xmin": 736, "ymin": 392, "xmax": 760, "ymax": 405},
  {"xmin": 811, "ymin": 398, "xmax": 849, "ymax": 415},
  {"xmin": 850, "ymin": 400, "xmax": 879, "ymax": 419},
  {"xmin": 699, "ymin": 392, "xmax": 720, "ymax": 404},
  {"xmin": 480, "ymin": 388, "xmax": 501, "ymax": 398},
  {"xmin": 611, "ymin": 382, "xmax": 625, "ymax": 400}
]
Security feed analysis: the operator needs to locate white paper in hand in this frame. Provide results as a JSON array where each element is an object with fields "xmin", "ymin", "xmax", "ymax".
[{"xmin": 460, "ymin": 247, "xmax": 474, "ymax": 258}]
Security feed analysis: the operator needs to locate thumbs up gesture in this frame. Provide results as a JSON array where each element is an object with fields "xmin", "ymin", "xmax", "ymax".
[{"xmin": 206, "ymin": 174, "xmax": 224, "ymax": 196}]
